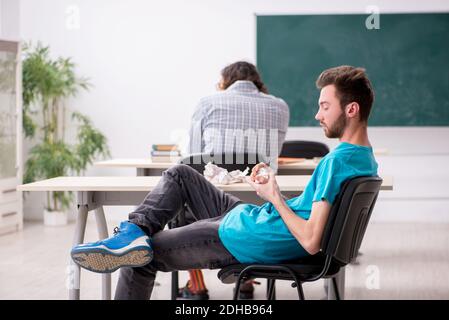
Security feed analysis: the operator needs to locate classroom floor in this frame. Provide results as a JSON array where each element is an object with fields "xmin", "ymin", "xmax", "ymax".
[{"xmin": 0, "ymin": 219, "xmax": 448, "ymax": 300}]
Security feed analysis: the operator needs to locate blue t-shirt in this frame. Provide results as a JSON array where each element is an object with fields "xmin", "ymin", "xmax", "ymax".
[{"xmin": 218, "ymin": 142, "xmax": 379, "ymax": 263}]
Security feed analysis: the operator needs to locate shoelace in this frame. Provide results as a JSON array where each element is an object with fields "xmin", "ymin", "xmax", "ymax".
[{"xmin": 113, "ymin": 226, "xmax": 120, "ymax": 235}]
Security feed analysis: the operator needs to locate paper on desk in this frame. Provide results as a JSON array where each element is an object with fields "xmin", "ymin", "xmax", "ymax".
[{"xmin": 203, "ymin": 162, "xmax": 249, "ymax": 185}]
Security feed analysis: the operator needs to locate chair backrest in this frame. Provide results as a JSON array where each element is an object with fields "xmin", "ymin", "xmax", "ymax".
[
  {"xmin": 280, "ymin": 140, "xmax": 329, "ymax": 159},
  {"xmin": 320, "ymin": 176, "xmax": 382, "ymax": 266},
  {"xmin": 178, "ymin": 152, "xmax": 268, "ymax": 174}
]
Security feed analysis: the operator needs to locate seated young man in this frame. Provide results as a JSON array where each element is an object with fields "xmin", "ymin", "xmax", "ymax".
[{"xmin": 71, "ymin": 65, "xmax": 379, "ymax": 300}]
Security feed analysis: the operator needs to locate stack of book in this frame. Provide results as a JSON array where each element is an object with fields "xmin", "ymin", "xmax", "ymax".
[{"xmin": 151, "ymin": 144, "xmax": 181, "ymax": 163}]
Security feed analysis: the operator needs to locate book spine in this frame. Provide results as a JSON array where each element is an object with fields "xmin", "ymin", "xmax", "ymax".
[
  {"xmin": 152, "ymin": 144, "xmax": 178, "ymax": 151},
  {"xmin": 151, "ymin": 150, "xmax": 180, "ymax": 156}
]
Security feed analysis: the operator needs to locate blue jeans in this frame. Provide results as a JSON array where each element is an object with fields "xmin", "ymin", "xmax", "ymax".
[{"xmin": 114, "ymin": 164, "xmax": 241, "ymax": 300}]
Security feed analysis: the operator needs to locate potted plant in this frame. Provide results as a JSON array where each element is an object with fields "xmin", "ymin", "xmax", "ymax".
[{"xmin": 22, "ymin": 42, "xmax": 110, "ymax": 226}]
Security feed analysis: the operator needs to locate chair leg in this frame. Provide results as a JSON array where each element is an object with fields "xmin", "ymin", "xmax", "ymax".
[
  {"xmin": 235, "ymin": 265, "xmax": 302, "ymax": 301},
  {"xmin": 331, "ymin": 277, "xmax": 341, "ymax": 300},
  {"xmin": 297, "ymin": 282, "xmax": 305, "ymax": 300},
  {"xmin": 266, "ymin": 279, "xmax": 276, "ymax": 300},
  {"xmin": 233, "ymin": 277, "xmax": 244, "ymax": 300}
]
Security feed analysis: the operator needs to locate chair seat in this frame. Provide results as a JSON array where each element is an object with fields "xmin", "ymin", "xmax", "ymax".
[{"xmin": 218, "ymin": 254, "xmax": 341, "ymax": 284}]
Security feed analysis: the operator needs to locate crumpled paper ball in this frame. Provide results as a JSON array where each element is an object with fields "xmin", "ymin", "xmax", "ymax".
[{"xmin": 203, "ymin": 162, "xmax": 249, "ymax": 185}]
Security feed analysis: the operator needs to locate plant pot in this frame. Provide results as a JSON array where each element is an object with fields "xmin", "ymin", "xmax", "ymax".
[{"xmin": 43, "ymin": 209, "xmax": 68, "ymax": 226}]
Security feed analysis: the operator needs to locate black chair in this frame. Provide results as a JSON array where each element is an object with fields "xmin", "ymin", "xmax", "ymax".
[
  {"xmin": 217, "ymin": 176, "xmax": 383, "ymax": 300},
  {"xmin": 169, "ymin": 152, "xmax": 268, "ymax": 299},
  {"xmin": 280, "ymin": 140, "xmax": 329, "ymax": 159}
]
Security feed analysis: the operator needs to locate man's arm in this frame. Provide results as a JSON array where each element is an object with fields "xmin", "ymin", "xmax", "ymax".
[
  {"xmin": 246, "ymin": 163, "xmax": 331, "ymax": 255},
  {"xmin": 272, "ymin": 198, "xmax": 331, "ymax": 255}
]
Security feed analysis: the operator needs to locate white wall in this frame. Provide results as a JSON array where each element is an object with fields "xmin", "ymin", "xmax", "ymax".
[
  {"xmin": 18, "ymin": 0, "xmax": 449, "ymax": 222},
  {"xmin": 0, "ymin": 0, "xmax": 21, "ymax": 39}
]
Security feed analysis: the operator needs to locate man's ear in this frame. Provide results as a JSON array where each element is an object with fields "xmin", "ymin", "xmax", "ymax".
[
  {"xmin": 346, "ymin": 102, "xmax": 360, "ymax": 119},
  {"xmin": 217, "ymin": 79, "xmax": 225, "ymax": 91}
]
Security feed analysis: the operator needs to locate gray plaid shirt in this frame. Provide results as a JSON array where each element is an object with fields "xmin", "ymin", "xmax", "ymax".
[{"xmin": 188, "ymin": 80, "xmax": 290, "ymax": 161}]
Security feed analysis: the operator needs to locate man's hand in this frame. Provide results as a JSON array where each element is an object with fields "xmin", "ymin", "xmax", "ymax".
[{"xmin": 246, "ymin": 163, "xmax": 283, "ymax": 204}]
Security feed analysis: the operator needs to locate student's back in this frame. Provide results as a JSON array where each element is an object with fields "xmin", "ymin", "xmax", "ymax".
[{"xmin": 188, "ymin": 62, "xmax": 289, "ymax": 160}]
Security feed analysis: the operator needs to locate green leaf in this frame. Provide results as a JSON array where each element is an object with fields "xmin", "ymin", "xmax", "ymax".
[{"xmin": 22, "ymin": 42, "xmax": 109, "ymax": 211}]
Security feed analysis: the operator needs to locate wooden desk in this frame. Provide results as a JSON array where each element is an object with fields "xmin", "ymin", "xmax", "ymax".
[
  {"xmin": 18, "ymin": 175, "xmax": 393, "ymax": 300},
  {"xmin": 94, "ymin": 148, "xmax": 388, "ymax": 176},
  {"xmin": 94, "ymin": 158, "xmax": 320, "ymax": 176}
]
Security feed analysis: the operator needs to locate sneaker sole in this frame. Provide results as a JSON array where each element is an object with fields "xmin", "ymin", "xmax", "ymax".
[{"xmin": 71, "ymin": 247, "xmax": 152, "ymax": 273}]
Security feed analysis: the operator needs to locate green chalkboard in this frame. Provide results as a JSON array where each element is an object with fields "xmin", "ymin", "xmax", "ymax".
[{"xmin": 257, "ymin": 13, "xmax": 449, "ymax": 126}]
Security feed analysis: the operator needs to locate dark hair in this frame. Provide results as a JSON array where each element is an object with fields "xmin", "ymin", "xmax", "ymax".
[
  {"xmin": 316, "ymin": 66, "xmax": 374, "ymax": 122},
  {"xmin": 220, "ymin": 61, "xmax": 268, "ymax": 93}
]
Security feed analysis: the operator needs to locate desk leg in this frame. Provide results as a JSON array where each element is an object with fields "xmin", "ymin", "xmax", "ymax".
[
  {"xmin": 95, "ymin": 206, "xmax": 111, "ymax": 300},
  {"xmin": 69, "ymin": 204, "xmax": 88, "ymax": 300}
]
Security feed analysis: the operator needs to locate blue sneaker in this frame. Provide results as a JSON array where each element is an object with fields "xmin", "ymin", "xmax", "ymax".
[{"xmin": 71, "ymin": 221, "xmax": 153, "ymax": 273}]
